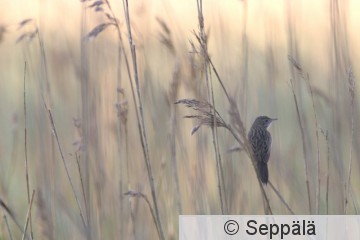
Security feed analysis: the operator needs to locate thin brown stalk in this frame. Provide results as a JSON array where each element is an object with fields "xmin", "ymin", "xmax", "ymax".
[
  {"xmin": 350, "ymin": 185, "xmax": 359, "ymax": 214},
  {"xmin": 35, "ymin": 23, "xmax": 57, "ymax": 238},
  {"xmin": 100, "ymin": 1, "xmax": 132, "ymax": 237},
  {"xmin": 158, "ymin": 17, "xmax": 183, "ymax": 215},
  {"xmin": 45, "ymin": 107, "xmax": 87, "ymax": 229},
  {"xmin": 22, "ymin": 190, "xmax": 35, "ymax": 240},
  {"xmin": 304, "ymin": 75, "xmax": 320, "ymax": 214},
  {"xmin": 345, "ymin": 67, "xmax": 355, "ymax": 214},
  {"xmin": 80, "ymin": 5, "xmax": 91, "ymax": 237},
  {"xmin": 122, "ymin": 1, "xmax": 165, "ymax": 239},
  {"xmin": 123, "ymin": 119, "xmax": 134, "ymax": 239},
  {"xmin": 4, "ymin": 215, "xmax": 13, "ymax": 240},
  {"xmin": 240, "ymin": 0, "xmax": 249, "ymax": 118},
  {"xmin": 289, "ymin": 79, "xmax": 312, "ymax": 214},
  {"xmin": 0, "ymin": 199, "xmax": 28, "ymax": 238},
  {"xmin": 156, "ymin": 16, "xmax": 183, "ymax": 215},
  {"xmin": 289, "ymin": 58, "xmax": 321, "ymax": 214},
  {"xmin": 115, "ymin": 90, "xmax": 130, "ymax": 238},
  {"xmin": 22, "ymin": 61, "xmax": 33, "ymax": 238},
  {"xmin": 115, "ymin": 92, "xmax": 130, "ymax": 239},
  {"xmin": 128, "ymin": 192, "xmax": 137, "ymax": 240},
  {"xmin": 170, "ymin": 116, "xmax": 183, "ymax": 214},
  {"xmin": 268, "ymin": 181, "xmax": 295, "ymax": 214},
  {"xmin": 209, "ymin": 74, "xmax": 226, "ymax": 214},
  {"xmin": 321, "ymin": 129, "xmax": 330, "ymax": 215},
  {"xmin": 105, "ymin": 1, "xmax": 146, "ymax": 237},
  {"xmin": 210, "ymin": 70, "xmax": 227, "ymax": 214},
  {"xmin": 349, "ymin": 185, "xmax": 359, "ymax": 215},
  {"xmin": 36, "ymin": 190, "xmax": 54, "ymax": 239},
  {"xmin": 75, "ymin": 152, "xmax": 88, "ymax": 221},
  {"xmin": 191, "ymin": 32, "xmax": 232, "ymax": 103},
  {"xmin": 286, "ymin": 1, "xmax": 312, "ymax": 214},
  {"xmin": 169, "ymin": 62, "xmax": 183, "ymax": 214},
  {"xmin": 196, "ymin": 0, "xmax": 226, "ymax": 214},
  {"xmin": 124, "ymin": 190, "xmax": 159, "ymax": 237}
]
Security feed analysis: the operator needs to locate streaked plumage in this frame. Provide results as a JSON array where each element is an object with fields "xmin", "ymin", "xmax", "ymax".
[{"xmin": 248, "ymin": 116, "xmax": 277, "ymax": 184}]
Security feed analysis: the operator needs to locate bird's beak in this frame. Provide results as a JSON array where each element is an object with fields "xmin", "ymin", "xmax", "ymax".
[{"xmin": 271, "ymin": 118, "xmax": 278, "ymax": 121}]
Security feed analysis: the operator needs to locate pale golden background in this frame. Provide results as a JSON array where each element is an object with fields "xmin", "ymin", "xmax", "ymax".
[{"xmin": 0, "ymin": 0, "xmax": 360, "ymax": 239}]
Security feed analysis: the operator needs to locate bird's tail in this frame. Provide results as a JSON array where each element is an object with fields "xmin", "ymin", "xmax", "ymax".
[{"xmin": 257, "ymin": 161, "xmax": 268, "ymax": 184}]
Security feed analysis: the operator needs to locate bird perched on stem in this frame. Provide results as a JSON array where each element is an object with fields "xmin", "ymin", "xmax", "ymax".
[{"xmin": 248, "ymin": 116, "xmax": 277, "ymax": 184}]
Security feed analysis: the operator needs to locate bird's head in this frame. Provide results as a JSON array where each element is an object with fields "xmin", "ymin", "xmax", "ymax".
[{"xmin": 253, "ymin": 116, "xmax": 277, "ymax": 129}]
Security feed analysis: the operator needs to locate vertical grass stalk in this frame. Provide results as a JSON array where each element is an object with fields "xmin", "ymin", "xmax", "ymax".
[
  {"xmin": 196, "ymin": 0, "xmax": 227, "ymax": 214},
  {"xmin": 122, "ymin": 1, "xmax": 165, "ymax": 239}
]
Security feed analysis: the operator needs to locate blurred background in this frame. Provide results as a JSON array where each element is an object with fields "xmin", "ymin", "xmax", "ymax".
[{"xmin": 0, "ymin": 0, "xmax": 360, "ymax": 239}]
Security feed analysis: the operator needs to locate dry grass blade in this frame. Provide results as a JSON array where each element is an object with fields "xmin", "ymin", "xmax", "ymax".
[
  {"xmin": 320, "ymin": 129, "xmax": 330, "ymax": 214},
  {"xmin": 122, "ymin": 0, "xmax": 165, "ymax": 238},
  {"xmin": 268, "ymin": 181, "xmax": 295, "ymax": 214},
  {"xmin": 289, "ymin": 56, "xmax": 321, "ymax": 214},
  {"xmin": 85, "ymin": 23, "xmax": 114, "ymax": 41},
  {"xmin": 156, "ymin": 17, "xmax": 170, "ymax": 35},
  {"xmin": 104, "ymin": 13, "xmax": 116, "ymax": 22},
  {"xmin": 94, "ymin": 6, "xmax": 103, "ymax": 12},
  {"xmin": 3, "ymin": 215, "xmax": 13, "ymax": 240},
  {"xmin": 289, "ymin": 78, "xmax": 312, "ymax": 214},
  {"xmin": 0, "ymin": 199, "xmax": 29, "ymax": 239},
  {"xmin": 22, "ymin": 190, "xmax": 35, "ymax": 240},
  {"xmin": 23, "ymin": 61, "xmax": 33, "ymax": 238},
  {"xmin": 0, "ymin": 199, "xmax": 16, "ymax": 224},
  {"xmin": 124, "ymin": 190, "xmax": 160, "ymax": 239},
  {"xmin": 185, "ymin": 115, "xmax": 226, "ymax": 133},
  {"xmin": 227, "ymin": 97, "xmax": 246, "ymax": 141},
  {"xmin": 16, "ymin": 28, "xmax": 38, "ymax": 44},
  {"xmin": 87, "ymin": 0, "xmax": 103, "ymax": 8},
  {"xmin": 28, "ymin": 29, "xmax": 38, "ymax": 41},
  {"xmin": 176, "ymin": 99, "xmax": 228, "ymax": 135},
  {"xmin": 185, "ymin": 5, "xmax": 228, "ymax": 213},
  {"xmin": 45, "ymin": 107, "xmax": 87, "ymax": 229},
  {"xmin": 18, "ymin": 19, "xmax": 33, "ymax": 30},
  {"xmin": 175, "ymin": 98, "xmax": 210, "ymax": 109},
  {"xmin": 227, "ymin": 146, "xmax": 243, "ymax": 153},
  {"xmin": 156, "ymin": 17, "xmax": 174, "ymax": 54},
  {"xmin": 175, "ymin": 99, "xmax": 221, "ymax": 117},
  {"xmin": 36, "ymin": 191, "xmax": 54, "ymax": 239},
  {"xmin": 287, "ymin": 55, "xmax": 303, "ymax": 72},
  {"xmin": 345, "ymin": 66, "xmax": 355, "ymax": 214},
  {"xmin": 16, "ymin": 33, "xmax": 29, "ymax": 44},
  {"xmin": 350, "ymin": 185, "xmax": 359, "ymax": 214}
]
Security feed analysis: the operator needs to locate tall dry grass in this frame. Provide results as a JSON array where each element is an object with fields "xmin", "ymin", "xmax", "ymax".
[{"xmin": 0, "ymin": 0, "xmax": 359, "ymax": 239}]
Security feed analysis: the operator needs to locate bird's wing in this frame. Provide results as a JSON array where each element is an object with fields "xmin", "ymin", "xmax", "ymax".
[
  {"xmin": 249, "ymin": 129, "xmax": 272, "ymax": 163},
  {"xmin": 263, "ymin": 131, "xmax": 271, "ymax": 163}
]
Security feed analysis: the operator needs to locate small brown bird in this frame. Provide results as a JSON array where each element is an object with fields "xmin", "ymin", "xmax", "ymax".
[{"xmin": 248, "ymin": 116, "xmax": 277, "ymax": 184}]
